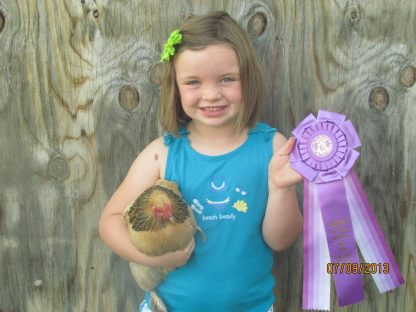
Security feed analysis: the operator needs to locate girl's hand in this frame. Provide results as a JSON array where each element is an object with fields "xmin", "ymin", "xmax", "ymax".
[
  {"xmin": 268, "ymin": 137, "xmax": 303, "ymax": 190},
  {"xmin": 151, "ymin": 238, "xmax": 195, "ymax": 269}
]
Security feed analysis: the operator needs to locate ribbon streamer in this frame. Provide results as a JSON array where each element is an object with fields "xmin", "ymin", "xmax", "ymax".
[{"xmin": 290, "ymin": 110, "xmax": 404, "ymax": 310}]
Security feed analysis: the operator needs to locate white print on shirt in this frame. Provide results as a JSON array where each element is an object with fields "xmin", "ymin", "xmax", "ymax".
[
  {"xmin": 206, "ymin": 197, "xmax": 231, "ymax": 205},
  {"xmin": 211, "ymin": 180, "xmax": 226, "ymax": 190},
  {"xmin": 202, "ymin": 213, "xmax": 236, "ymax": 221},
  {"xmin": 191, "ymin": 198, "xmax": 204, "ymax": 215},
  {"xmin": 192, "ymin": 176, "xmax": 249, "ymax": 223},
  {"xmin": 235, "ymin": 187, "xmax": 248, "ymax": 196}
]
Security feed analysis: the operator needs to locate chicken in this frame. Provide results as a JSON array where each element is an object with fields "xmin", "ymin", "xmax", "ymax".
[{"xmin": 123, "ymin": 179, "xmax": 204, "ymax": 312}]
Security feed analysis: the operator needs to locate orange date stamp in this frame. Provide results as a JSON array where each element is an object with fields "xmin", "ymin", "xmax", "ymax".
[{"xmin": 327, "ymin": 262, "xmax": 390, "ymax": 274}]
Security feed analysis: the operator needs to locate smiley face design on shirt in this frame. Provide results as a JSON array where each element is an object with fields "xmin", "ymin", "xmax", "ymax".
[
  {"xmin": 206, "ymin": 175, "xmax": 231, "ymax": 209},
  {"xmin": 190, "ymin": 175, "xmax": 248, "ymax": 221}
]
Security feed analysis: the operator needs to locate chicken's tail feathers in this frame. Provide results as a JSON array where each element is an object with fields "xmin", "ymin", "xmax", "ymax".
[
  {"xmin": 197, "ymin": 226, "xmax": 207, "ymax": 241},
  {"xmin": 149, "ymin": 290, "xmax": 167, "ymax": 312}
]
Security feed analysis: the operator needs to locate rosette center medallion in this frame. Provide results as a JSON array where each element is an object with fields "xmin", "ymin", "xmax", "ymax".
[{"xmin": 311, "ymin": 134, "xmax": 333, "ymax": 157}]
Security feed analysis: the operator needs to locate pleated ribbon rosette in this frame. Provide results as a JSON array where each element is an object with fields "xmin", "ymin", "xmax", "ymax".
[{"xmin": 290, "ymin": 110, "xmax": 404, "ymax": 311}]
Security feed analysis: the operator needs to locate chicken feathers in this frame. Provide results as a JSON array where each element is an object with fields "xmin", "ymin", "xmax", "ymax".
[{"xmin": 123, "ymin": 179, "xmax": 204, "ymax": 312}]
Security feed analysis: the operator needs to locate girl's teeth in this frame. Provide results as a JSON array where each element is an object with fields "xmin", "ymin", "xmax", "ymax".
[{"xmin": 203, "ymin": 107, "xmax": 223, "ymax": 111}]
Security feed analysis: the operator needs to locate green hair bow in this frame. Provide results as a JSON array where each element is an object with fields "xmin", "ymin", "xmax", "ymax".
[{"xmin": 160, "ymin": 29, "xmax": 182, "ymax": 62}]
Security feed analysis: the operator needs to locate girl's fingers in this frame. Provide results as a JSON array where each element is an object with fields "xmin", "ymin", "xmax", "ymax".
[
  {"xmin": 279, "ymin": 137, "xmax": 296, "ymax": 156},
  {"xmin": 185, "ymin": 238, "xmax": 195, "ymax": 255}
]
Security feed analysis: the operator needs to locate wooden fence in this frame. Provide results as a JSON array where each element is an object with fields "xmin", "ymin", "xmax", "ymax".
[{"xmin": 0, "ymin": 1, "xmax": 414, "ymax": 311}]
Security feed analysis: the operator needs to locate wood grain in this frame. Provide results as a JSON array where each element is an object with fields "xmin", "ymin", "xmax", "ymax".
[{"xmin": 0, "ymin": 1, "xmax": 414, "ymax": 311}]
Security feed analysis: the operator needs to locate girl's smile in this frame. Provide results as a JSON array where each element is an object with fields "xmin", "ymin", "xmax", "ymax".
[
  {"xmin": 174, "ymin": 44, "xmax": 243, "ymax": 132},
  {"xmin": 199, "ymin": 105, "xmax": 228, "ymax": 117}
]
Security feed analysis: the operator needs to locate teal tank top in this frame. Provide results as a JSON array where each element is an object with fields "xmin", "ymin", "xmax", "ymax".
[{"xmin": 157, "ymin": 122, "xmax": 276, "ymax": 311}]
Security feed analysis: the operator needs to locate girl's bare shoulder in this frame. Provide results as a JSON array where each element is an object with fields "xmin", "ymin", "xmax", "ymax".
[
  {"xmin": 107, "ymin": 136, "xmax": 168, "ymax": 212},
  {"xmin": 139, "ymin": 136, "xmax": 168, "ymax": 179}
]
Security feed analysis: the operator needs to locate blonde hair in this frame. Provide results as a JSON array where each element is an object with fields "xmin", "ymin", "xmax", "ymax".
[{"xmin": 159, "ymin": 11, "xmax": 264, "ymax": 136}]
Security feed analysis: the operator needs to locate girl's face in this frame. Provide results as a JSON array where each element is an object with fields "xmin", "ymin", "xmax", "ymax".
[{"xmin": 174, "ymin": 44, "xmax": 243, "ymax": 132}]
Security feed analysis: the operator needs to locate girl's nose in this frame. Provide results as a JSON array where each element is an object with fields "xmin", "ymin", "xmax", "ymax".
[{"xmin": 201, "ymin": 85, "xmax": 221, "ymax": 101}]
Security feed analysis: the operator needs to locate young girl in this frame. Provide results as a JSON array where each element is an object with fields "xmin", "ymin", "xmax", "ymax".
[{"xmin": 99, "ymin": 11, "xmax": 303, "ymax": 312}]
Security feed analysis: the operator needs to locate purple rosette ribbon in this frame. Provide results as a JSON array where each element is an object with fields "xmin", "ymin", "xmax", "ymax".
[{"xmin": 290, "ymin": 110, "xmax": 404, "ymax": 311}]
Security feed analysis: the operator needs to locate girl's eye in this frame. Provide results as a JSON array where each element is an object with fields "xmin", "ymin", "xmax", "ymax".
[
  {"xmin": 187, "ymin": 80, "xmax": 199, "ymax": 86},
  {"xmin": 222, "ymin": 77, "xmax": 235, "ymax": 83}
]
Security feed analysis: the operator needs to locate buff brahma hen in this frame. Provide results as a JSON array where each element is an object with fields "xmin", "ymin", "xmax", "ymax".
[{"xmin": 123, "ymin": 179, "xmax": 204, "ymax": 312}]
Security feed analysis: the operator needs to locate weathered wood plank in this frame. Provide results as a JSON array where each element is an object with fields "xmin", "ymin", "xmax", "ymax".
[{"xmin": 0, "ymin": 1, "xmax": 414, "ymax": 311}]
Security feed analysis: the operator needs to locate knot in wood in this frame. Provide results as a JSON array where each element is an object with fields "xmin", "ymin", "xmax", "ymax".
[
  {"xmin": 369, "ymin": 87, "xmax": 389, "ymax": 112},
  {"xmin": 399, "ymin": 65, "xmax": 416, "ymax": 88},
  {"xmin": 149, "ymin": 63, "xmax": 164, "ymax": 85},
  {"xmin": 118, "ymin": 85, "xmax": 140, "ymax": 111},
  {"xmin": 82, "ymin": 0, "xmax": 99, "ymax": 18},
  {"xmin": 48, "ymin": 155, "xmax": 70, "ymax": 180},
  {"xmin": 248, "ymin": 12, "xmax": 267, "ymax": 37},
  {"xmin": 344, "ymin": 2, "xmax": 361, "ymax": 26},
  {"xmin": 0, "ymin": 10, "xmax": 5, "ymax": 33}
]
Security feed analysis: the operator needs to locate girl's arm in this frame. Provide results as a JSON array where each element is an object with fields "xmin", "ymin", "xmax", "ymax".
[
  {"xmin": 99, "ymin": 137, "xmax": 194, "ymax": 268},
  {"xmin": 262, "ymin": 133, "xmax": 303, "ymax": 251}
]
